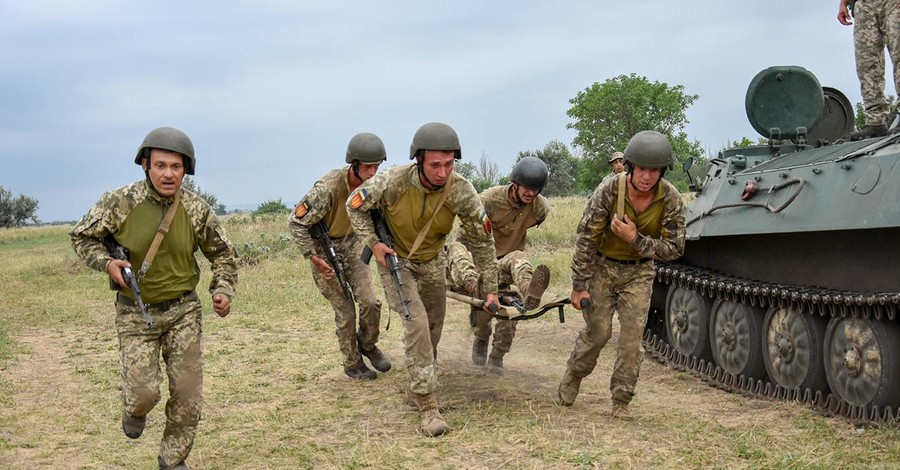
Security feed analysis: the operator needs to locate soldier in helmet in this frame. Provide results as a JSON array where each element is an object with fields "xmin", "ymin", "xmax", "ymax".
[
  {"xmin": 838, "ymin": 0, "xmax": 900, "ymax": 140},
  {"xmin": 70, "ymin": 127, "xmax": 239, "ymax": 469},
  {"xmin": 289, "ymin": 132, "xmax": 391, "ymax": 380},
  {"xmin": 600, "ymin": 151, "xmax": 625, "ymax": 185},
  {"xmin": 347, "ymin": 122, "xmax": 499, "ymax": 437},
  {"xmin": 556, "ymin": 130, "xmax": 685, "ymax": 420},
  {"xmin": 450, "ymin": 156, "xmax": 552, "ymax": 374}
]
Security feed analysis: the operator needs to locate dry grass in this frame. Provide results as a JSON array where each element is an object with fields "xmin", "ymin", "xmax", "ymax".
[{"xmin": 1, "ymin": 203, "xmax": 899, "ymax": 469}]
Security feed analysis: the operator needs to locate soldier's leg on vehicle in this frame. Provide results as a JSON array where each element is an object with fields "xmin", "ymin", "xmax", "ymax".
[
  {"xmin": 116, "ymin": 305, "xmax": 163, "ymax": 418},
  {"xmin": 609, "ymin": 267, "xmax": 655, "ymax": 406},
  {"xmin": 158, "ymin": 299, "xmax": 203, "ymax": 467},
  {"xmin": 886, "ymin": 2, "xmax": 900, "ymax": 122},
  {"xmin": 855, "ymin": 2, "xmax": 889, "ymax": 126}
]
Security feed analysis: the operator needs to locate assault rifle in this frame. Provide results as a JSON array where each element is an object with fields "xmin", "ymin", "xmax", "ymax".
[
  {"xmin": 360, "ymin": 208, "xmax": 412, "ymax": 320},
  {"xmin": 308, "ymin": 220, "xmax": 353, "ymax": 302},
  {"xmin": 103, "ymin": 236, "xmax": 154, "ymax": 329}
]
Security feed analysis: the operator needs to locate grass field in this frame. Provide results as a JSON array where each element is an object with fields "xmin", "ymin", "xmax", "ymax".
[{"xmin": 1, "ymin": 197, "xmax": 898, "ymax": 469}]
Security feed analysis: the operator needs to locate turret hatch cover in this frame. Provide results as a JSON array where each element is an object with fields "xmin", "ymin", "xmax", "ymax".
[
  {"xmin": 807, "ymin": 86, "xmax": 855, "ymax": 144},
  {"xmin": 745, "ymin": 66, "xmax": 824, "ymax": 140}
]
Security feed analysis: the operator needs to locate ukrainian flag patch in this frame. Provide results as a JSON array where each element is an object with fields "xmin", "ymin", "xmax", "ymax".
[
  {"xmin": 348, "ymin": 189, "xmax": 368, "ymax": 209},
  {"xmin": 480, "ymin": 211, "xmax": 492, "ymax": 234}
]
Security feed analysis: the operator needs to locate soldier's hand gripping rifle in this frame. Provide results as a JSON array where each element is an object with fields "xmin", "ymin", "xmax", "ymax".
[
  {"xmin": 103, "ymin": 236, "xmax": 154, "ymax": 329},
  {"xmin": 360, "ymin": 208, "xmax": 412, "ymax": 320},
  {"xmin": 308, "ymin": 220, "xmax": 353, "ymax": 302}
]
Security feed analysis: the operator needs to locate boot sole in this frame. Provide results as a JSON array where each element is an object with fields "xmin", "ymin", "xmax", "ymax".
[{"xmin": 524, "ymin": 264, "xmax": 551, "ymax": 310}]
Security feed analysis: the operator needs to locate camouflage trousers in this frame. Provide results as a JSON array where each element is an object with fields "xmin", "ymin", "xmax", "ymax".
[
  {"xmin": 310, "ymin": 234, "xmax": 382, "ymax": 368},
  {"xmin": 563, "ymin": 257, "xmax": 656, "ymax": 406},
  {"xmin": 379, "ymin": 251, "xmax": 447, "ymax": 395},
  {"xmin": 854, "ymin": 0, "xmax": 900, "ymax": 126},
  {"xmin": 115, "ymin": 292, "xmax": 203, "ymax": 466},
  {"xmin": 446, "ymin": 243, "xmax": 533, "ymax": 356}
]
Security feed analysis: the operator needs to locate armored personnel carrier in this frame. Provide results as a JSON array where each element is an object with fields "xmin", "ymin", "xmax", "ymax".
[{"xmin": 646, "ymin": 65, "xmax": 900, "ymax": 422}]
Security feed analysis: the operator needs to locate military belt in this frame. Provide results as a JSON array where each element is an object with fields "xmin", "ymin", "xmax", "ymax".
[
  {"xmin": 598, "ymin": 254, "xmax": 653, "ymax": 265},
  {"xmin": 117, "ymin": 291, "xmax": 198, "ymax": 311}
]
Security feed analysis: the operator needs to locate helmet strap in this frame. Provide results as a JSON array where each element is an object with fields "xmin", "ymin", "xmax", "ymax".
[{"xmin": 351, "ymin": 162, "xmax": 362, "ymax": 181}]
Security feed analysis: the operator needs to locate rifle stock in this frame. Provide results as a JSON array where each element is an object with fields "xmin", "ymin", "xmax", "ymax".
[
  {"xmin": 360, "ymin": 208, "xmax": 412, "ymax": 320},
  {"xmin": 308, "ymin": 220, "xmax": 353, "ymax": 302},
  {"xmin": 103, "ymin": 236, "xmax": 154, "ymax": 329}
]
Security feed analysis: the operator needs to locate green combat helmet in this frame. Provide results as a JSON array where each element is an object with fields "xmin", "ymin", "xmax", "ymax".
[
  {"xmin": 346, "ymin": 132, "xmax": 387, "ymax": 164},
  {"xmin": 510, "ymin": 156, "xmax": 549, "ymax": 190},
  {"xmin": 608, "ymin": 151, "xmax": 624, "ymax": 164},
  {"xmin": 134, "ymin": 127, "xmax": 196, "ymax": 175},
  {"xmin": 409, "ymin": 122, "xmax": 461, "ymax": 160},
  {"xmin": 623, "ymin": 130, "xmax": 672, "ymax": 170}
]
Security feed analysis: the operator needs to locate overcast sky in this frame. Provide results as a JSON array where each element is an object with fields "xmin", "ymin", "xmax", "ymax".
[{"xmin": 0, "ymin": 1, "xmax": 871, "ymax": 222}]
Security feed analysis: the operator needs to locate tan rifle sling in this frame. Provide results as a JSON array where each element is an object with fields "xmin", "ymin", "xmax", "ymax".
[
  {"xmin": 137, "ymin": 190, "xmax": 181, "ymax": 280},
  {"xmin": 616, "ymin": 172, "xmax": 626, "ymax": 221}
]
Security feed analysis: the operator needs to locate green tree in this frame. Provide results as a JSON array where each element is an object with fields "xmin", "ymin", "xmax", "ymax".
[
  {"xmin": 455, "ymin": 161, "xmax": 476, "ymax": 179},
  {"xmin": 182, "ymin": 176, "xmax": 227, "ymax": 215},
  {"xmin": 566, "ymin": 73, "xmax": 704, "ymax": 191},
  {"xmin": 516, "ymin": 140, "xmax": 579, "ymax": 197},
  {"xmin": 0, "ymin": 185, "xmax": 39, "ymax": 228},
  {"xmin": 255, "ymin": 199, "xmax": 290, "ymax": 215}
]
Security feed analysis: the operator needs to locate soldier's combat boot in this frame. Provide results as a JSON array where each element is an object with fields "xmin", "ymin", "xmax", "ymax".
[
  {"xmin": 158, "ymin": 455, "xmax": 190, "ymax": 470},
  {"xmin": 344, "ymin": 359, "xmax": 377, "ymax": 380},
  {"xmin": 850, "ymin": 124, "xmax": 888, "ymax": 141},
  {"xmin": 359, "ymin": 345, "xmax": 392, "ymax": 372},
  {"xmin": 122, "ymin": 412, "xmax": 146, "ymax": 439},
  {"xmin": 487, "ymin": 351, "xmax": 505, "ymax": 375},
  {"xmin": 412, "ymin": 393, "xmax": 450, "ymax": 437},
  {"xmin": 555, "ymin": 371, "xmax": 582, "ymax": 407},
  {"xmin": 521, "ymin": 264, "xmax": 550, "ymax": 310},
  {"xmin": 472, "ymin": 337, "xmax": 488, "ymax": 366},
  {"xmin": 611, "ymin": 402, "xmax": 633, "ymax": 420}
]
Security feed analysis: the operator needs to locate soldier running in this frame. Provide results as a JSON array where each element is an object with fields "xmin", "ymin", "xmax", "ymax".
[
  {"xmin": 70, "ymin": 127, "xmax": 239, "ymax": 470},
  {"xmin": 556, "ymin": 130, "xmax": 685, "ymax": 420},
  {"xmin": 347, "ymin": 122, "xmax": 499, "ymax": 437},
  {"xmin": 289, "ymin": 132, "xmax": 391, "ymax": 380}
]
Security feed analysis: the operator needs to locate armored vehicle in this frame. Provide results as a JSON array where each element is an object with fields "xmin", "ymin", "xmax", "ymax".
[{"xmin": 647, "ymin": 65, "xmax": 900, "ymax": 421}]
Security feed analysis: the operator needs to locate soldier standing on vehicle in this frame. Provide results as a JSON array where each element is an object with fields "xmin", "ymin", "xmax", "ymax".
[
  {"xmin": 288, "ymin": 132, "xmax": 391, "ymax": 380},
  {"xmin": 70, "ymin": 127, "xmax": 239, "ymax": 470},
  {"xmin": 838, "ymin": 0, "xmax": 900, "ymax": 140},
  {"xmin": 452, "ymin": 156, "xmax": 552, "ymax": 374},
  {"xmin": 556, "ymin": 130, "xmax": 685, "ymax": 420},
  {"xmin": 346, "ymin": 122, "xmax": 499, "ymax": 437}
]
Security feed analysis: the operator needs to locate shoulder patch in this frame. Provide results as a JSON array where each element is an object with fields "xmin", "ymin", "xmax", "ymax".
[
  {"xmin": 480, "ymin": 211, "xmax": 492, "ymax": 234},
  {"xmin": 348, "ymin": 188, "xmax": 368, "ymax": 209},
  {"xmin": 294, "ymin": 201, "xmax": 310, "ymax": 218}
]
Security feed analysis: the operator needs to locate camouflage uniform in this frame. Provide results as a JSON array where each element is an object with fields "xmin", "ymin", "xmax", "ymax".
[
  {"xmin": 288, "ymin": 166, "xmax": 383, "ymax": 371},
  {"xmin": 70, "ymin": 179, "xmax": 238, "ymax": 466},
  {"xmin": 853, "ymin": 0, "xmax": 900, "ymax": 126},
  {"xmin": 346, "ymin": 164, "xmax": 498, "ymax": 395},
  {"xmin": 563, "ymin": 174, "xmax": 684, "ymax": 408},
  {"xmin": 454, "ymin": 184, "xmax": 550, "ymax": 361}
]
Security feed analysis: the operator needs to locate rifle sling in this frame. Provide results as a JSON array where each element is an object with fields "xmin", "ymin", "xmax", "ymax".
[
  {"xmin": 616, "ymin": 172, "xmax": 626, "ymax": 220},
  {"xmin": 138, "ymin": 190, "xmax": 181, "ymax": 280},
  {"xmin": 406, "ymin": 176, "xmax": 452, "ymax": 260}
]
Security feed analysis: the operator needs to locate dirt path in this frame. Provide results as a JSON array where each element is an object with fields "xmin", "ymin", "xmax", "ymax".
[{"xmin": 0, "ymin": 327, "xmax": 123, "ymax": 468}]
